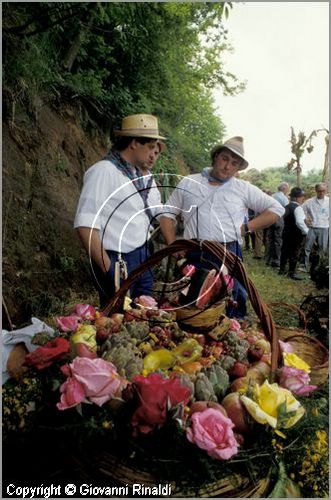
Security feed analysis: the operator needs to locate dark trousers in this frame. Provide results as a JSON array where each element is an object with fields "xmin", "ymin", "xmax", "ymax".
[
  {"xmin": 92, "ymin": 244, "xmax": 153, "ymax": 309},
  {"xmin": 187, "ymin": 241, "xmax": 247, "ymax": 319},
  {"xmin": 266, "ymin": 218, "xmax": 284, "ymax": 265},
  {"xmin": 279, "ymin": 233, "xmax": 305, "ymax": 275}
]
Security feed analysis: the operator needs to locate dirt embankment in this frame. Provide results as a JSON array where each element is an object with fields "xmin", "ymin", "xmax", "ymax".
[{"xmin": 3, "ymin": 101, "xmax": 110, "ymax": 327}]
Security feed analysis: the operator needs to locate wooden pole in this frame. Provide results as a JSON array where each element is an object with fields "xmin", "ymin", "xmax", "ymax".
[
  {"xmin": 322, "ymin": 134, "xmax": 329, "ymax": 183},
  {"xmin": 2, "ymin": 297, "xmax": 14, "ymax": 331}
]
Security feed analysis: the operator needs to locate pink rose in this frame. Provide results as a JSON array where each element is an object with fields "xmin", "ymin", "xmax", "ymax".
[
  {"xmin": 230, "ymin": 319, "xmax": 241, "ymax": 331},
  {"xmin": 279, "ymin": 366, "xmax": 318, "ymax": 396},
  {"xmin": 56, "ymin": 315, "xmax": 80, "ymax": 332},
  {"xmin": 57, "ymin": 357, "xmax": 128, "ymax": 410},
  {"xmin": 135, "ymin": 295, "xmax": 158, "ymax": 308},
  {"xmin": 187, "ymin": 408, "xmax": 238, "ymax": 460},
  {"xmin": 74, "ymin": 304, "xmax": 96, "ymax": 320},
  {"xmin": 57, "ymin": 377, "xmax": 85, "ymax": 410},
  {"xmin": 278, "ymin": 340, "xmax": 294, "ymax": 353}
]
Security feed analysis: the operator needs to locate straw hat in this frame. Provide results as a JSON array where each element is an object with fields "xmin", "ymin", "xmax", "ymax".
[
  {"xmin": 211, "ymin": 136, "xmax": 248, "ymax": 170},
  {"xmin": 114, "ymin": 114, "xmax": 166, "ymax": 140}
]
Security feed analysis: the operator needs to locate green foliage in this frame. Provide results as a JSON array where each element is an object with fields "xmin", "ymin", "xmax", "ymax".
[
  {"xmin": 241, "ymin": 166, "xmax": 324, "ymax": 192},
  {"xmin": 3, "ymin": 2, "xmax": 243, "ymax": 171}
]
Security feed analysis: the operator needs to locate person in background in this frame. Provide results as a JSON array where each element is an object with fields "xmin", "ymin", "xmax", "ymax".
[
  {"xmin": 279, "ymin": 187, "xmax": 309, "ymax": 280},
  {"xmin": 159, "ymin": 136, "xmax": 284, "ymax": 319},
  {"xmin": 244, "ymin": 209, "xmax": 255, "ymax": 251},
  {"xmin": 74, "ymin": 113, "xmax": 166, "ymax": 307},
  {"xmin": 265, "ymin": 182, "xmax": 289, "ymax": 268},
  {"xmin": 299, "ymin": 182, "xmax": 329, "ymax": 272}
]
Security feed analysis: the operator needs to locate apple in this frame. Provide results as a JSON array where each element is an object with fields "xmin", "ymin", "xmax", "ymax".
[
  {"xmin": 229, "ymin": 376, "xmax": 249, "ymax": 393},
  {"xmin": 255, "ymin": 338, "xmax": 271, "ymax": 354},
  {"xmin": 247, "ymin": 347, "xmax": 264, "ymax": 362},
  {"xmin": 193, "ymin": 334, "xmax": 206, "ymax": 346},
  {"xmin": 251, "ymin": 361, "xmax": 271, "ymax": 379},
  {"xmin": 190, "ymin": 401, "xmax": 227, "ymax": 416},
  {"xmin": 246, "ymin": 367, "xmax": 265, "ymax": 385},
  {"xmin": 221, "ymin": 393, "xmax": 252, "ymax": 433},
  {"xmin": 228, "ymin": 361, "xmax": 248, "ymax": 379}
]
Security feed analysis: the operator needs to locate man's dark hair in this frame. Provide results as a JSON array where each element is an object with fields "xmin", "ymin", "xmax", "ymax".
[
  {"xmin": 111, "ymin": 136, "xmax": 156, "ymax": 152},
  {"xmin": 210, "ymin": 146, "xmax": 243, "ymax": 167}
]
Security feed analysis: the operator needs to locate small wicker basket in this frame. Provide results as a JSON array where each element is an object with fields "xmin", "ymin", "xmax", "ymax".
[
  {"xmin": 268, "ymin": 301, "xmax": 307, "ymax": 340},
  {"xmin": 175, "ymin": 299, "xmax": 227, "ymax": 332},
  {"xmin": 284, "ymin": 334, "xmax": 329, "ymax": 386}
]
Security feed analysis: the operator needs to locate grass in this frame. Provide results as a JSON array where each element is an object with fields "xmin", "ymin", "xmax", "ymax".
[{"xmin": 241, "ymin": 249, "xmax": 318, "ymax": 326}]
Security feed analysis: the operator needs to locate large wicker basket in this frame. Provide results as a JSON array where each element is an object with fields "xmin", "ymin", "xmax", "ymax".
[
  {"xmin": 71, "ymin": 450, "xmax": 271, "ymax": 498},
  {"xmin": 97, "ymin": 240, "xmax": 280, "ymax": 497},
  {"xmin": 103, "ymin": 239, "xmax": 281, "ymax": 377}
]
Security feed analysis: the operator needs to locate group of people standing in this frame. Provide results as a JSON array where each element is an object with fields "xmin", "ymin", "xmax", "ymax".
[
  {"xmin": 260, "ymin": 182, "xmax": 329, "ymax": 280},
  {"xmin": 74, "ymin": 112, "xmax": 328, "ymax": 319}
]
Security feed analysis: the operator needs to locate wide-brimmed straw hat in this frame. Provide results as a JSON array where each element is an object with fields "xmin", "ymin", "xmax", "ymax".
[
  {"xmin": 211, "ymin": 136, "xmax": 248, "ymax": 170},
  {"xmin": 114, "ymin": 114, "xmax": 166, "ymax": 140}
]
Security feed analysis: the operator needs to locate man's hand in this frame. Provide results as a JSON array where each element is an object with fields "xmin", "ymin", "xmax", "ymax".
[{"xmin": 76, "ymin": 227, "xmax": 111, "ymax": 274}]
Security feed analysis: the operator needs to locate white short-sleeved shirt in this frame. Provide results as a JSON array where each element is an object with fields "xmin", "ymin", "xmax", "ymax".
[
  {"xmin": 74, "ymin": 160, "xmax": 162, "ymax": 253},
  {"xmin": 303, "ymin": 196, "xmax": 329, "ymax": 228},
  {"xmin": 159, "ymin": 173, "xmax": 284, "ymax": 243}
]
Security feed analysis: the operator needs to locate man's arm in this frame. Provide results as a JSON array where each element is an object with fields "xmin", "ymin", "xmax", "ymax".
[
  {"xmin": 294, "ymin": 207, "xmax": 309, "ymax": 235},
  {"xmin": 159, "ymin": 216, "xmax": 177, "ymax": 245},
  {"xmin": 76, "ymin": 227, "xmax": 111, "ymax": 273},
  {"xmin": 247, "ymin": 210, "xmax": 280, "ymax": 232}
]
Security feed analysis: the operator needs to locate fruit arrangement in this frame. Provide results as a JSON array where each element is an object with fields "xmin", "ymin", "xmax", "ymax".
[{"xmin": 3, "ymin": 297, "xmax": 327, "ymax": 497}]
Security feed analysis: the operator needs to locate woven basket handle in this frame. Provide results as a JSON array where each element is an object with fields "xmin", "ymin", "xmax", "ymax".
[
  {"xmin": 267, "ymin": 301, "xmax": 307, "ymax": 329},
  {"xmin": 102, "ymin": 239, "xmax": 280, "ymax": 376}
]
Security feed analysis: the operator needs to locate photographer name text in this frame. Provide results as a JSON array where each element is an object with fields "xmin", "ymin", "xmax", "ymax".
[{"xmin": 6, "ymin": 482, "xmax": 172, "ymax": 498}]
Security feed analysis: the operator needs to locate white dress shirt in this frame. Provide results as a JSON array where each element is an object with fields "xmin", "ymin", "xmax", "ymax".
[
  {"xmin": 159, "ymin": 173, "xmax": 284, "ymax": 243},
  {"xmin": 272, "ymin": 191, "xmax": 289, "ymax": 207},
  {"xmin": 303, "ymin": 196, "xmax": 329, "ymax": 228},
  {"xmin": 74, "ymin": 160, "xmax": 159, "ymax": 253},
  {"xmin": 293, "ymin": 204, "xmax": 309, "ymax": 235}
]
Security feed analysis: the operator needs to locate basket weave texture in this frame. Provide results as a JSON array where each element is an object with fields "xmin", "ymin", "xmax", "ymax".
[
  {"xmin": 284, "ymin": 334, "xmax": 329, "ymax": 386},
  {"xmin": 74, "ymin": 450, "xmax": 271, "ymax": 498},
  {"xmin": 268, "ymin": 301, "xmax": 307, "ymax": 340}
]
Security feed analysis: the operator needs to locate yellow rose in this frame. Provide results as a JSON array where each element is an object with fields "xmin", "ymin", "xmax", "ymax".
[
  {"xmin": 241, "ymin": 380, "xmax": 305, "ymax": 429},
  {"xmin": 71, "ymin": 324, "xmax": 97, "ymax": 352},
  {"xmin": 283, "ymin": 352, "xmax": 311, "ymax": 373}
]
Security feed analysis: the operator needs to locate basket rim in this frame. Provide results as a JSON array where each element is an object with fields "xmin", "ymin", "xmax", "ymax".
[{"xmin": 285, "ymin": 333, "xmax": 329, "ymax": 369}]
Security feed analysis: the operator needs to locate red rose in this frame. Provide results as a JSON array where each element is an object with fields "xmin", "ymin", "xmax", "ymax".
[
  {"xmin": 131, "ymin": 373, "xmax": 191, "ymax": 435},
  {"xmin": 24, "ymin": 337, "xmax": 70, "ymax": 370}
]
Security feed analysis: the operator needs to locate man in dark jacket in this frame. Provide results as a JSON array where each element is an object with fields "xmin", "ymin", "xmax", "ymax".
[{"xmin": 279, "ymin": 187, "xmax": 309, "ymax": 280}]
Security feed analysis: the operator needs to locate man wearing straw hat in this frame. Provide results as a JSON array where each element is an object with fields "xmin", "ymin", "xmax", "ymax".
[
  {"xmin": 159, "ymin": 136, "xmax": 284, "ymax": 319},
  {"xmin": 74, "ymin": 113, "xmax": 165, "ymax": 307}
]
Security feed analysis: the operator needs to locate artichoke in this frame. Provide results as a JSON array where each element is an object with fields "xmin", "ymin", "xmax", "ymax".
[
  {"xmin": 203, "ymin": 363, "xmax": 229, "ymax": 399},
  {"xmin": 194, "ymin": 372, "xmax": 217, "ymax": 402}
]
